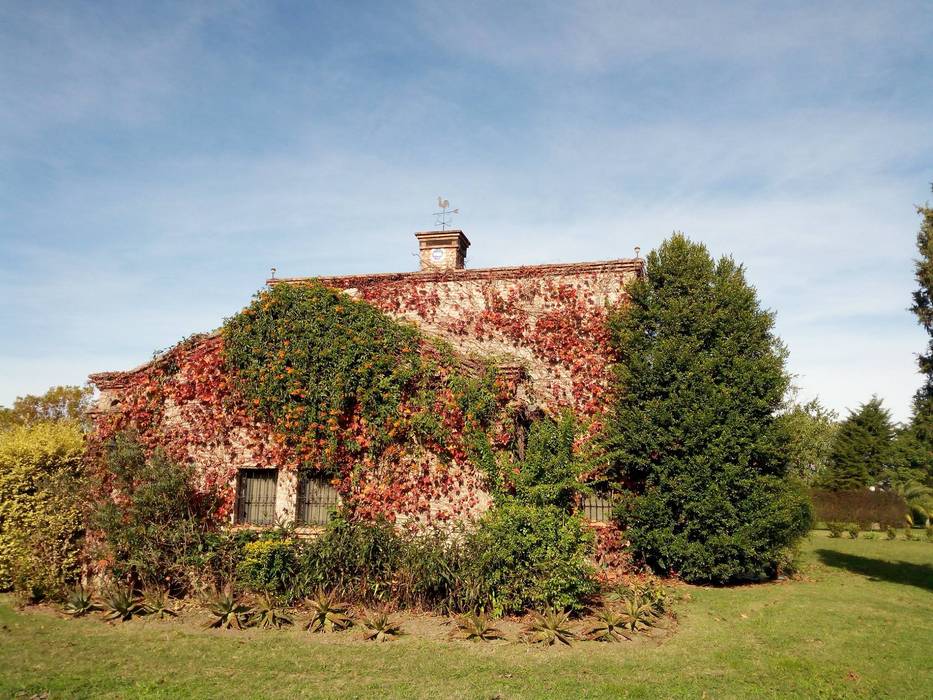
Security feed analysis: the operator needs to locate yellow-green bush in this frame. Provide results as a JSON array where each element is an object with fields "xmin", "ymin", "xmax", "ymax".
[{"xmin": 0, "ymin": 422, "xmax": 85, "ymax": 598}]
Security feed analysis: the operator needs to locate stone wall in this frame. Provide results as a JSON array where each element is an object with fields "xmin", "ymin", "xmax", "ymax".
[{"xmin": 89, "ymin": 333, "xmax": 502, "ymax": 529}]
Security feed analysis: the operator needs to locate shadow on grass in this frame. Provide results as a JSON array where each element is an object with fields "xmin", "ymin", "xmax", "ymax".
[{"xmin": 815, "ymin": 549, "xmax": 933, "ymax": 593}]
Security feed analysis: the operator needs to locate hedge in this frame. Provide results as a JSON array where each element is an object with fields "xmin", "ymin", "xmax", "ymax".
[
  {"xmin": 810, "ymin": 489, "xmax": 908, "ymax": 529},
  {"xmin": 0, "ymin": 422, "xmax": 85, "ymax": 598}
]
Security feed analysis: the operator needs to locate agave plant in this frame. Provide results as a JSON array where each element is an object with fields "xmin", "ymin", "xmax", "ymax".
[
  {"xmin": 304, "ymin": 590, "xmax": 352, "ymax": 633},
  {"xmin": 253, "ymin": 594, "xmax": 293, "ymax": 629},
  {"xmin": 205, "ymin": 587, "xmax": 253, "ymax": 630},
  {"xmin": 616, "ymin": 594, "xmax": 659, "ymax": 633},
  {"xmin": 360, "ymin": 610, "xmax": 402, "ymax": 642},
  {"xmin": 63, "ymin": 585, "xmax": 98, "ymax": 617},
  {"xmin": 452, "ymin": 611, "xmax": 504, "ymax": 642},
  {"xmin": 524, "ymin": 609, "xmax": 576, "ymax": 646},
  {"xmin": 608, "ymin": 579, "xmax": 668, "ymax": 614},
  {"xmin": 142, "ymin": 587, "xmax": 178, "ymax": 619},
  {"xmin": 100, "ymin": 586, "xmax": 144, "ymax": 622},
  {"xmin": 586, "ymin": 608, "xmax": 631, "ymax": 643}
]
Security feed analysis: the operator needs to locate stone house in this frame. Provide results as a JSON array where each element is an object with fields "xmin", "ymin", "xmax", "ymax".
[{"xmin": 89, "ymin": 230, "xmax": 643, "ymax": 530}]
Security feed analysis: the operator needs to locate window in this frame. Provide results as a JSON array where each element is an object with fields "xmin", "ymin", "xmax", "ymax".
[
  {"xmin": 297, "ymin": 473, "xmax": 340, "ymax": 526},
  {"xmin": 236, "ymin": 469, "xmax": 278, "ymax": 525},
  {"xmin": 581, "ymin": 491, "xmax": 615, "ymax": 523}
]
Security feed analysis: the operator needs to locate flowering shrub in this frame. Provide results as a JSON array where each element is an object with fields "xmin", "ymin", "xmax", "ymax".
[{"xmin": 236, "ymin": 538, "xmax": 298, "ymax": 596}]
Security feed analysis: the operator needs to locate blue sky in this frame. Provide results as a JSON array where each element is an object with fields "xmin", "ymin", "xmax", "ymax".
[{"xmin": 1, "ymin": 0, "xmax": 931, "ymax": 421}]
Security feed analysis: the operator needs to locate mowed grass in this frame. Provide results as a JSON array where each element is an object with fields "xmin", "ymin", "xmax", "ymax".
[{"xmin": 1, "ymin": 533, "xmax": 931, "ymax": 699}]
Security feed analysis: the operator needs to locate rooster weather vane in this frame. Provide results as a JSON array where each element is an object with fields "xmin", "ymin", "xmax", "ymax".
[{"xmin": 433, "ymin": 196, "xmax": 459, "ymax": 230}]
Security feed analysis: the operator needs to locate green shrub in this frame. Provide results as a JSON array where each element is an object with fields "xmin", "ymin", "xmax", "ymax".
[
  {"xmin": 926, "ymin": 525, "xmax": 933, "ymax": 543},
  {"xmin": 619, "ymin": 475, "xmax": 813, "ymax": 583},
  {"xmin": 512, "ymin": 412, "xmax": 583, "ymax": 509},
  {"xmin": 90, "ymin": 431, "xmax": 224, "ymax": 593},
  {"xmin": 236, "ymin": 538, "xmax": 297, "ymax": 596},
  {"xmin": 827, "ymin": 522, "xmax": 845, "ymax": 538},
  {"xmin": 886, "ymin": 526, "xmax": 898, "ymax": 540},
  {"xmin": 0, "ymin": 422, "xmax": 85, "ymax": 598},
  {"xmin": 846, "ymin": 524, "xmax": 860, "ymax": 539},
  {"xmin": 294, "ymin": 516, "xmax": 402, "ymax": 603},
  {"xmin": 459, "ymin": 500, "xmax": 596, "ymax": 614}
]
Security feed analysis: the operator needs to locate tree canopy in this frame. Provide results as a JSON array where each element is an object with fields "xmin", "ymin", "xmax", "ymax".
[
  {"xmin": 821, "ymin": 397, "xmax": 895, "ymax": 490},
  {"xmin": 605, "ymin": 233, "xmax": 811, "ymax": 583},
  {"xmin": 0, "ymin": 385, "xmax": 94, "ymax": 430}
]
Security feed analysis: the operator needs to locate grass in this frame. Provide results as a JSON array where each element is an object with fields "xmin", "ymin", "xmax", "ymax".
[{"xmin": 1, "ymin": 533, "xmax": 931, "ymax": 699}]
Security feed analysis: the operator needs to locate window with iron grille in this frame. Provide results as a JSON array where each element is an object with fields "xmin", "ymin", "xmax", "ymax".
[
  {"xmin": 582, "ymin": 491, "xmax": 615, "ymax": 522},
  {"xmin": 297, "ymin": 473, "xmax": 340, "ymax": 525},
  {"xmin": 236, "ymin": 469, "xmax": 278, "ymax": 525}
]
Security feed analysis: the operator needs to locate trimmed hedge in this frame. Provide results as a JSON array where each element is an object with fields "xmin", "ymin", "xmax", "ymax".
[
  {"xmin": 811, "ymin": 489, "xmax": 908, "ymax": 529},
  {"xmin": 0, "ymin": 422, "xmax": 85, "ymax": 598}
]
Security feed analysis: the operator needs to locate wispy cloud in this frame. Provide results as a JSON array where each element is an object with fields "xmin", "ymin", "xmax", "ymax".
[{"xmin": 1, "ymin": 0, "xmax": 931, "ymax": 421}]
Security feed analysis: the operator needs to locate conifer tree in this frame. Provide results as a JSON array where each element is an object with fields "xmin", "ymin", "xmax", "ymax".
[
  {"xmin": 906, "ymin": 193, "xmax": 933, "ymax": 482},
  {"xmin": 821, "ymin": 397, "xmax": 894, "ymax": 490},
  {"xmin": 605, "ymin": 234, "xmax": 811, "ymax": 584}
]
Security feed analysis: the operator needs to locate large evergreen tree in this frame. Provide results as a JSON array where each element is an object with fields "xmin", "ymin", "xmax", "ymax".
[
  {"xmin": 605, "ymin": 234, "xmax": 811, "ymax": 584},
  {"xmin": 906, "ymin": 194, "xmax": 933, "ymax": 483},
  {"xmin": 821, "ymin": 397, "xmax": 894, "ymax": 490}
]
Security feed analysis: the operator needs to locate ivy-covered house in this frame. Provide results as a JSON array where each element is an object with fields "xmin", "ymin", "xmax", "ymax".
[{"xmin": 88, "ymin": 230, "xmax": 643, "ymax": 530}]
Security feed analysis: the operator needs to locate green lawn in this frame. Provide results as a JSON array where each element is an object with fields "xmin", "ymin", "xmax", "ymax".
[{"xmin": 1, "ymin": 533, "xmax": 931, "ymax": 699}]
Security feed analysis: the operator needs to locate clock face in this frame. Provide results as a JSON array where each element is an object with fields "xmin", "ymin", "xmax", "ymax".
[{"xmin": 430, "ymin": 248, "xmax": 444, "ymax": 262}]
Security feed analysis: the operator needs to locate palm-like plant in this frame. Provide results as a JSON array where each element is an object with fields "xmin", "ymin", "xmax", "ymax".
[
  {"xmin": 452, "ymin": 611, "xmax": 504, "ymax": 642},
  {"xmin": 101, "ymin": 586, "xmax": 144, "ymax": 622},
  {"xmin": 360, "ymin": 610, "xmax": 401, "ymax": 642},
  {"xmin": 586, "ymin": 608, "xmax": 631, "ymax": 642},
  {"xmin": 205, "ymin": 587, "xmax": 253, "ymax": 629},
  {"xmin": 524, "ymin": 609, "xmax": 576, "ymax": 646},
  {"xmin": 304, "ymin": 591, "xmax": 352, "ymax": 633},
  {"xmin": 63, "ymin": 586, "xmax": 97, "ymax": 617},
  {"xmin": 894, "ymin": 481, "xmax": 933, "ymax": 525},
  {"xmin": 253, "ymin": 595, "xmax": 293, "ymax": 629},
  {"xmin": 142, "ymin": 587, "xmax": 178, "ymax": 619}
]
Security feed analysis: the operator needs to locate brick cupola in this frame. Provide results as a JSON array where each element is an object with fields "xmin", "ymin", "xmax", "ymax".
[{"xmin": 414, "ymin": 230, "xmax": 470, "ymax": 272}]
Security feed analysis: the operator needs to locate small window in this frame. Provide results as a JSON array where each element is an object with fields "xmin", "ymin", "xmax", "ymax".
[
  {"xmin": 236, "ymin": 469, "xmax": 278, "ymax": 525},
  {"xmin": 297, "ymin": 473, "xmax": 340, "ymax": 526},
  {"xmin": 582, "ymin": 491, "xmax": 615, "ymax": 523}
]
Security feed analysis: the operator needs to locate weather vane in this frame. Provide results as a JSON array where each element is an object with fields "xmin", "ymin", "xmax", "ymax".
[{"xmin": 433, "ymin": 196, "xmax": 459, "ymax": 230}]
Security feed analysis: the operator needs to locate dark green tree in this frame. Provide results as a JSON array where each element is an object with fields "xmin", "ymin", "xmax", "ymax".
[
  {"xmin": 605, "ymin": 233, "xmax": 811, "ymax": 584},
  {"xmin": 906, "ymin": 193, "xmax": 933, "ymax": 483},
  {"xmin": 821, "ymin": 397, "xmax": 894, "ymax": 490}
]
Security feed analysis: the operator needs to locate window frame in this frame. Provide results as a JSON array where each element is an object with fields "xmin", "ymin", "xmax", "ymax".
[
  {"xmin": 235, "ymin": 468, "xmax": 278, "ymax": 526},
  {"xmin": 581, "ymin": 489, "xmax": 616, "ymax": 523},
  {"xmin": 296, "ymin": 472, "xmax": 340, "ymax": 526}
]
